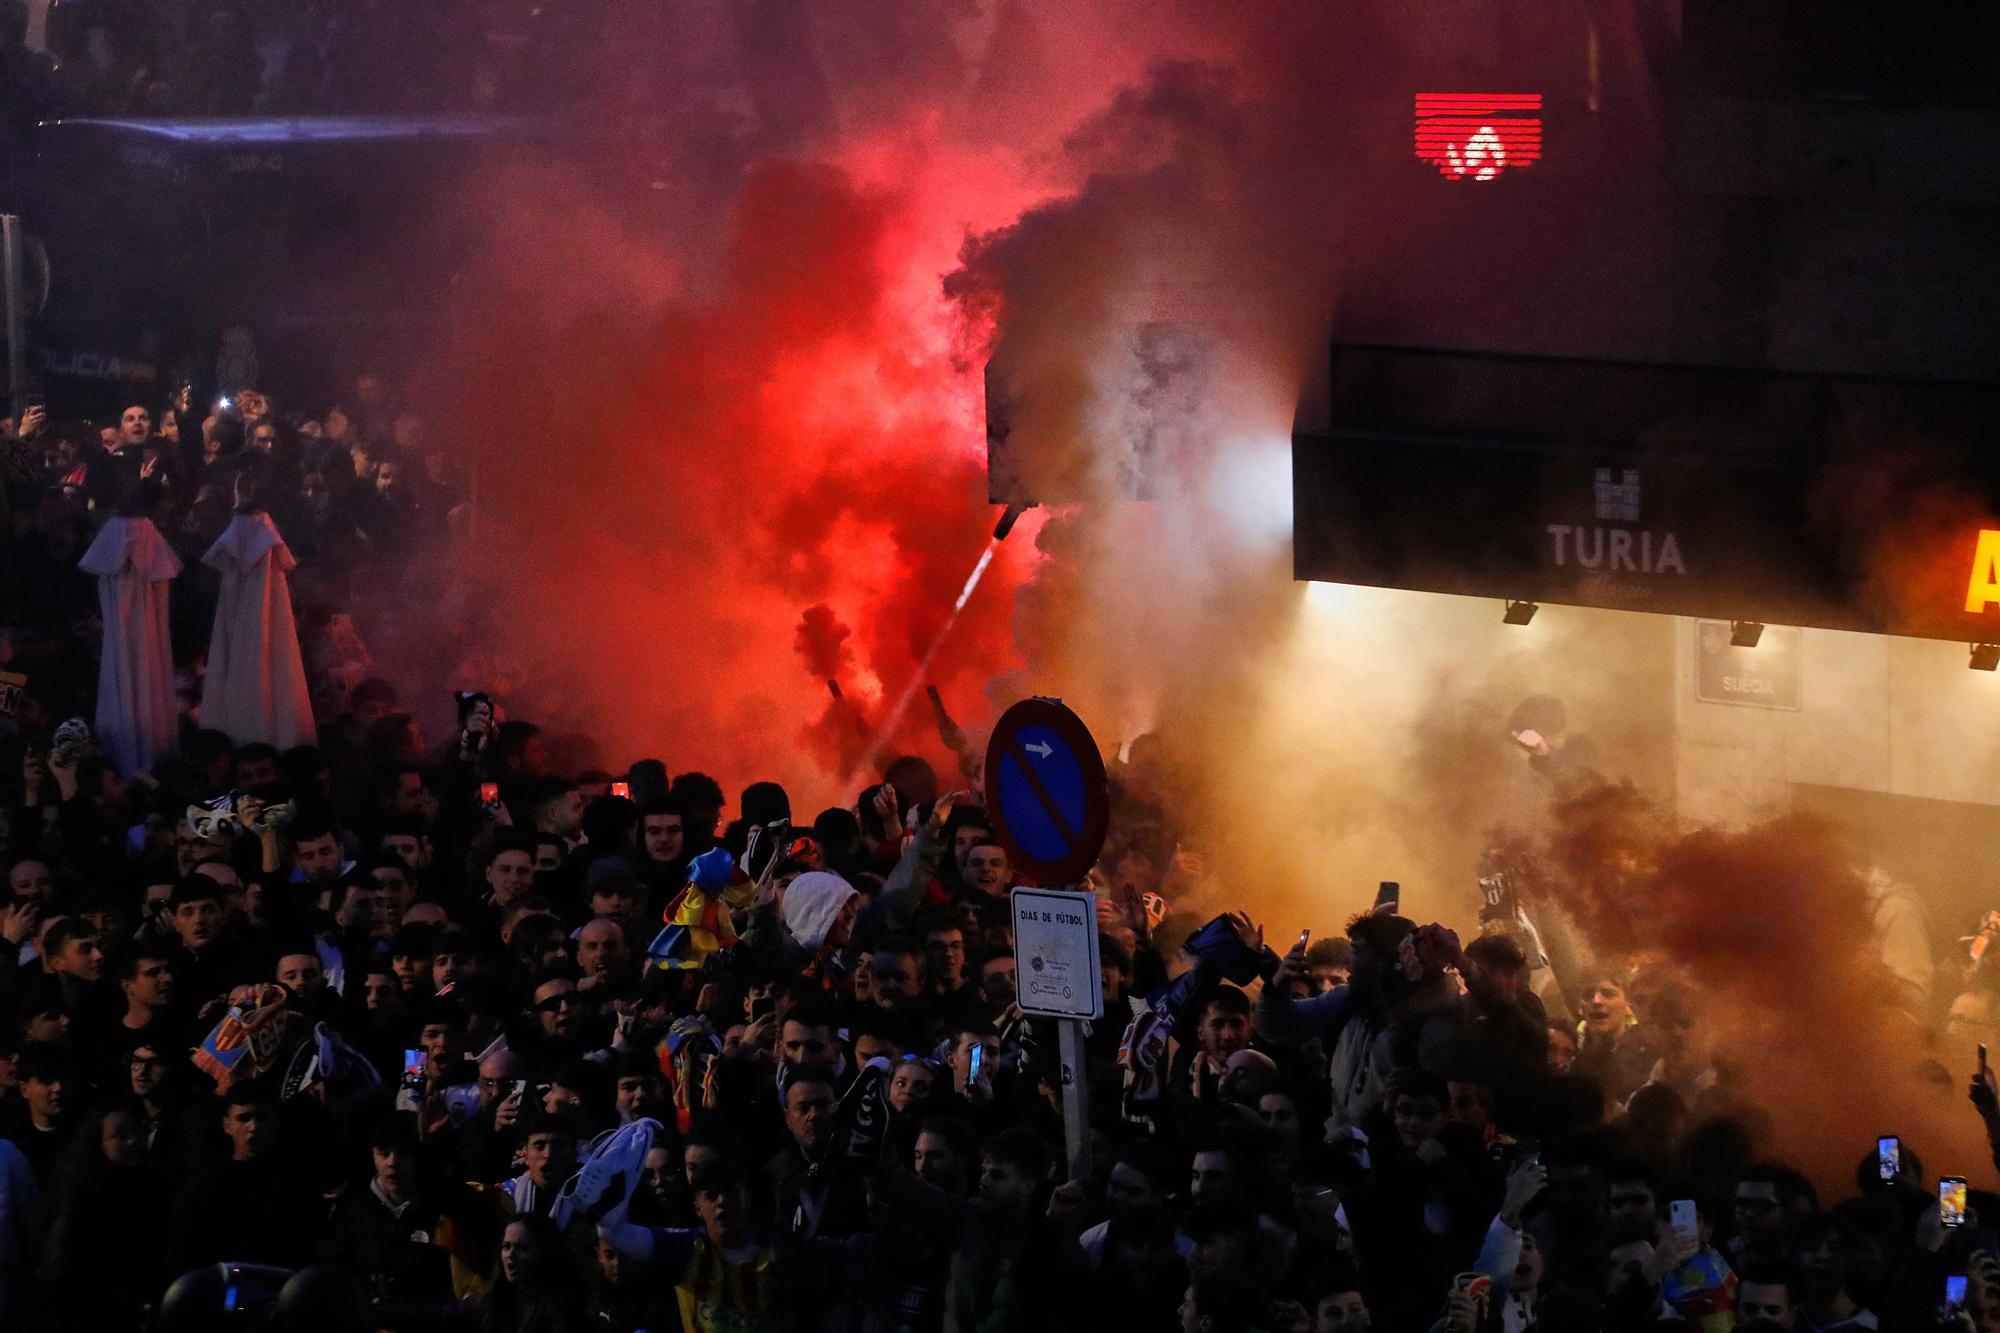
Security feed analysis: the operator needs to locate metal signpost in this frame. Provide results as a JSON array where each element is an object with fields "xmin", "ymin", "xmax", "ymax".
[
  {"xmin": 1010, "ymin": 887, "xmax": 1102, "ymax": 1180},
  {"xmin": 2, "ymin": 216, "xmax": 25, "ymax": 418},
  {"xmin": 986, "ymin": 697, "xmax": 1109, "ymax": 1181}
]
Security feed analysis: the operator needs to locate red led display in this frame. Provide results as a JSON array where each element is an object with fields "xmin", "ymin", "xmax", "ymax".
[{"xmin": 1414, "ymin": 93, "xmax": 1543, "ymax": 181}]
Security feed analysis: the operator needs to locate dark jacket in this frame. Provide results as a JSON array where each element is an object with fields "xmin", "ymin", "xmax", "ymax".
[
  {"xmin": 166, "ymin": 1155, "xmax": 324, "ymax": 1275},
  {"xmin": 46, "ymin": 1161, "xmax": 171, "ymax": 1329},
  {"xmin": 325, "ymin": 1176, "xmax": 473, "ymax": 1305}
]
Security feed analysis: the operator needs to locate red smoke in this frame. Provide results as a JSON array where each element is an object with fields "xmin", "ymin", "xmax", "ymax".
[
  {"xmin": 390, "ymin": 4, "xmax": 1276, "ymax": 803},
  {"xmin": 418, "ymin": 154, "xmax": 1035, "ymax": 795}
]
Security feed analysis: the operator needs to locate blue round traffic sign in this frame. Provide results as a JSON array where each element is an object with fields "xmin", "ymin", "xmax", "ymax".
[{"xmin": 983, "ymin": 698, "xmax": 1108, "ymax": 886}]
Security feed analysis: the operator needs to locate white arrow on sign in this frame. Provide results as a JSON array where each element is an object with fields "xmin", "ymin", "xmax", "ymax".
[{"xmin": 1025, "ymin": 740, "xmax": 1053, "ymax": 759}]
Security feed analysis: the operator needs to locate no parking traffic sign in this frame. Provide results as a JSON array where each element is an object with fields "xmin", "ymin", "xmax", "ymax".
[{"xmin": 983, "ymin": 697, "xmax": 1109, "ymax": 887}]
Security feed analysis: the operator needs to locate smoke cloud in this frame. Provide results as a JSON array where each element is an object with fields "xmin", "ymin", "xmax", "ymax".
[
  {"xmin": 348, "ymin": 1, "xmax": 1982, "ymax": 1182},
  {"xmin": 1538, "ymin": 781, "xmax": 1981, "ymax": 1185}
]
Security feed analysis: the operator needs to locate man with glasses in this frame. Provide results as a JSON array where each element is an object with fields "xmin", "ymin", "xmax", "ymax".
[
  {"xmin": 530, "ymin": 970, "xmax": 592, "ymax": 1065},
  {"xmin": 921, "ymin": 915, "xmax": 970, "ymax": 994},
  {"xmin": 475, "ymin": 1049, "xmax": 527, "ymax": 1112},
  {"xmin": 173, "ymin": 824, "xmax": 229, "ymax": 877},
  {"xmin": 453, "ymin": 1048, "xmax": 528, "ymax": 1184},
  {"xmin": 125, "ymin": 1044, "xmax": 173, "ymax": 1150},
  {"xmin": 1730, "ymin": 1166, "xmax": 1812, "ymax": 1272},
  {"xmin": 861, "ymin": 936, "xmax": 930, "ymax": 1044}
]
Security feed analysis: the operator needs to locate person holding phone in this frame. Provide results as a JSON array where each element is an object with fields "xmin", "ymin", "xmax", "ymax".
[
  {"xmin": 1652, "ymin": 1199, "xmax": 1735, "ymax": 1330},
  {"xmin": 1259, "ymin": 910, "xmax": 1465, "ymax": 1135}
]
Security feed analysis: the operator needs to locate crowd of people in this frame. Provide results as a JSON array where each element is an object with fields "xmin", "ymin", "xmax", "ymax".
[
  {"xmin": 4, "ymin": 374, "xmax": 2000, "ymax": 1333},
  {"xmin": 0, "ymin": 0, "xmax": 638, "ymax": 135},
  {"xmin": 1, "ymin": 374, "xmax": 473, "ymax": 726}
]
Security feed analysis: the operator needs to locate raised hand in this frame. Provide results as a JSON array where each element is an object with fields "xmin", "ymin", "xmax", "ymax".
[
  {"xmin": 928, "ymin": 790, "xmax": 971, "ymax": 835},
  {"xmin": 872, "ymin": 783, "xmax": 899, "ymax": 835},
  {"xmin": 1500, "ymin": 1159, "xmax": 1548, "ymax": 1227}
]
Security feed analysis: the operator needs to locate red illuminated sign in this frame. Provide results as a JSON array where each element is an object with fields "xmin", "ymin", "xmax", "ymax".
[{"xmin": 1414, "ymin": 93, "xmax": 1543, "ymax": 181}]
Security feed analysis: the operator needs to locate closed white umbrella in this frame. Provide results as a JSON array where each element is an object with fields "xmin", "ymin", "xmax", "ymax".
[
  {"xmin": 201, "ymin": 509, "xmax": 315, "ymax": 749},
  {"xmin": 78, "ymin": 516, "xmax": 182, "ymax": 775}
]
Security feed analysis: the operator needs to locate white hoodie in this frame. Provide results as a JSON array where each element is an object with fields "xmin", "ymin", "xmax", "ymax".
[{"xmin": 781, "ymin": 872, "xmax": 859, "ymax": 953}]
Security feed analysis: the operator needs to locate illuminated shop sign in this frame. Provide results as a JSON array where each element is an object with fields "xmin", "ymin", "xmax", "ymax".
[
  {"xmin": 1414, "ymin": 93, "xmax": 1543, "ymax": 181},
  {"xmin": 1295, "ymin": 346, "xmax": 2000, "ymax": 643}
]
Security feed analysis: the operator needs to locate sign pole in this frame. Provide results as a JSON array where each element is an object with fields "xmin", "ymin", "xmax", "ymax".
[
  {"xmin": 989, "ymin": 698, "xmax": 1110, "ymax": 1187},
  {"xmin": 1057, "ymin": 1014, "xmax": 1090, "ymax": 1182},
  {"xmin": 2, "ymin": 216, "xmax": 26, "ymax": 419},
  {"xmin": 1010, "ymin": 883, "xmax": 1103, "ymax": 1186}
]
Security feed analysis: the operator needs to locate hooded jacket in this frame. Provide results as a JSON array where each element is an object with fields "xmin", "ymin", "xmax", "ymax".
[{"xmin": 782, "ymin": 873, "xmax": 859, "ymax": 954}]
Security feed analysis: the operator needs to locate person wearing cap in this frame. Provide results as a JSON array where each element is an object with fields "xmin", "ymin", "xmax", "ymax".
[
  {"xmin": 583, "ymin": 855, "xmax": 649, "ymax": 942},
  {"xmin": 1462, "ymin": 932, "xmax": 1550, "ymax": 1079}
]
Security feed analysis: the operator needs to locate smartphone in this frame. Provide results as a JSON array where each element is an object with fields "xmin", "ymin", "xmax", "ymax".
[
  {"xmin": 1947, "ymin": 1274, "xmax": 1970, "ymax": 1314},
  {"xmin": 1515, "ymin": 1138, "xmax": 1542, "ymax": 1172},
  {"xmin": 402, "ymin": 1048, "xmax": 425, "ymax": 1082},
  {"xmin": 1296, "ymin": 928, "xmax": 1311, "ymax": 952},
  {"xmin": 968, "ymin": 1043, "xmax": 985, "ymax": 1082},
  {"xmin": 479, "ymin": 782, "xmax": 500, "ymax": 805},
  {"xmin": 610, "ymin": 781, "xmax": 631, "ymax": 800},
  {"xmin": 1983, "ymin": 1044, "xmax": 1991, "ymax": 1077},
  {"xmin": 1374, "ymin": 881, "xmax": 1400, "ymax": 913},
  {"xmin": 749, "ymin": 993, "xmax": 775, "ymax": 1021},
  {"xmin": 510, "ymin": 1079, "xmax": 528, "ymax": 1103},
  {"xmin": 1669, "ymin": 1199, "xmax": 1698, "ymax": 1235},
  {"xmin": 1942, "ymin": 1176, "xmax": 1968, "ymax": 1227},
  {"xmin": 1878, "ymin": 1135, "xmax": 1901, "ymax": 1183}
]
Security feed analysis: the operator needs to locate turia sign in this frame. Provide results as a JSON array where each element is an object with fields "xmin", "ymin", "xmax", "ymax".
[{"xmin": 1294, "ymin": 346, "xmax": 2000, "ymax": 643}]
